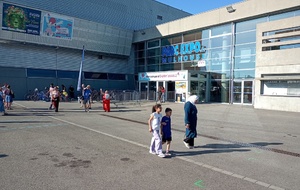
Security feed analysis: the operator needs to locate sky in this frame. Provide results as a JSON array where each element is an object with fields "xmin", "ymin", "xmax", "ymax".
[{"xmin": 156, "ymin": 0, "xmax": 245, "ymax": 15}]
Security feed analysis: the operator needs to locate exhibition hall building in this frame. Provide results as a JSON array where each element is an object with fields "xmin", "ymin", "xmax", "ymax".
[{"xmin": 0, "ymin": 0, "xmax": 299, "ymax": 112}]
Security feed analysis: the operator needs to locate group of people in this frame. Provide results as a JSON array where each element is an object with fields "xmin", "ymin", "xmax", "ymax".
[
  {"xmin": 148, "ymin": 95, "xmax": 199, "ymax": 158},
  {"xmin": 47, "ymin": 84, "xmax": 62, "ymax": 112},
  {"xmin": 0, "ymin": 84, "xmax": 14, "ymax": 116},
  {"xmin": 79, "ymin": 84, "xmax": 111, "ymax": 112}
]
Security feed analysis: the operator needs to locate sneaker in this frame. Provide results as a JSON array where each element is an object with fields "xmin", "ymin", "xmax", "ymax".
[
  {"xmin": 149, "ymin": 151, "xmax": 156, "ymax": 155},
  {"xmin": 165, "ymin": 152, "xmax": 171, "ymax": 156},
  {"xmin": 183, "ymin": 140, "xmax": 190, "ymax": 149},
  {"xmin": 157, "ymin": 153, "xmax": 165, "ymax": 158}
]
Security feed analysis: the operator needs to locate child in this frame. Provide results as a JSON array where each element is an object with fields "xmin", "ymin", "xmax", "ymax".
[
  {"xmin": 148, "ymin": 104, "xmax": 165, "ymax": 158},
  {"xmin": 83, "ymin": 85, "xmax": 92, "ymax": 112},
  {"xmin": 161, "ymin": 108, "xmax": 172, "ymax": 156}
]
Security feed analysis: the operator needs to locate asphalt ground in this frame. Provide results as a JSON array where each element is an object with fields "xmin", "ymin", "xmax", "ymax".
[{"xmin": 0, "ymin": 100, "xmax": 299, "ymax": 190}]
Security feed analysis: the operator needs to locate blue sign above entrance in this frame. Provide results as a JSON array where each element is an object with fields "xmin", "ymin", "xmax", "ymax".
[{"xmin": 162, "ymin": 41, "xmax": 207, "ymax": 63}]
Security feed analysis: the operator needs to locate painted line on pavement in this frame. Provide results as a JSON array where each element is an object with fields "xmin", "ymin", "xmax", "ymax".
[
  {"xmin": 13, "ymin": 102, "xmax": 286, "ymax": 190},
  {"xmin": 101, "ymin": 114, "xmax": 300, "ymax": 158},
  {"xmin": 48, "ymin": 115, "xmax": 285, "ymax": 190}
]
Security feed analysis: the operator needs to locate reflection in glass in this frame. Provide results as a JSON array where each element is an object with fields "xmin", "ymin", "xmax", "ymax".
[
  {"xmin": 234, "ymin": 69, "xmax": 255, "ymax": 79},
  {"xmin": 210, "ymin": 35, "xmax": 232, "ymax": 48},
  {"xmin": 269, "ymin": 11, "xmax": 295, "ymax": 21},
  {"xmin": 210, "ymin": 58, "xmax": 230, "ymax": 71},
  {"xmin": 233, "ymin": 81, "xmax": 242, "ymax": 103},
  {"xmin": 235, "ymin": 31, "xmax": 256, "ymax": 44},
  {"xmin": 190, "ymin": 81, "xmax": 206, "ymax": 102},
  {"xmin": 210, "ymin": 80, "xmax": 229, "ymax": 103},
  {"xmin": 235, "ymin": 43, "xmax": 256, "ymax": 56},
  {"xmin": 210, "ymin": 71, "xmax": 230, "ymax": 80},
  {"xmin": 243, "ymin": 81, "xmax": 253, "ymax": 104},
  {"xmin": 211, "ymin": 24, "xmax": 231, "ymax": 36},
  {"xmin": 234, "ymin": 55, "xmax": 256, "ymax": 69},
  {"xmin": 235, "ymin": 17, "xmax": 267, "ymax": 33}
]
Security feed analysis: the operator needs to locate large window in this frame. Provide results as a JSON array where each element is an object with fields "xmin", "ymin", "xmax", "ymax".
[{"xmin": 262, "ymin": 80, "xmax": 300, "ymax": 96}]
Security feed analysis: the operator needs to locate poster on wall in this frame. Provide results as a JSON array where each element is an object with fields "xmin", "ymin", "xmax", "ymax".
[
  {"xmin": 42, "ymin": 13, "xmax": 73, "ymax": 39},
  {"xmin": 175, "ymin": 81, "xmax": 187, "ymax": 102},
  {"xmin": 2, "ymin": 3, "xmax": 41, "ymax": 35}
]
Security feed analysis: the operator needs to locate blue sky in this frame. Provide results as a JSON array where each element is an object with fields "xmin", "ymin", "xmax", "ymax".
[{"xmin": 156, "ymin": 0, "xmax": 244, "ymax": 14}]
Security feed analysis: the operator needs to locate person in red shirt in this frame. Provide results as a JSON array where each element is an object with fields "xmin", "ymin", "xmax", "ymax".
[{"xmin": 100, "ymin": 89, "xmax": 110, "ymax": 112}]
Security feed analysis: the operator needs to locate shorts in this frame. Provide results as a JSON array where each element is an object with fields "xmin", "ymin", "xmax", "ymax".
[
  {"xmin": 5, "ymin": 95, "xmax": 12, "ymax": 103},
  {"xmin": 162, "ymin": 136, "xmax": 172, "ymax": 143},
  {"xmin": 83, "ymin": 99, "xmax": 90, "ymax": 104}
]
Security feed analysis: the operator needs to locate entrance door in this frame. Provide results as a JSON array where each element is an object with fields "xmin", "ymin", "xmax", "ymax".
[
  {"xmin": 140, "ymin": 82, "xmax": 148, "ymax": 100},
  {"xmin": 233, "ymin": 80, "xmax": 253, "ymax": 104},
  {"xmin": 191, "ymin": 81, "xmax": 206, "ymax": 103}
]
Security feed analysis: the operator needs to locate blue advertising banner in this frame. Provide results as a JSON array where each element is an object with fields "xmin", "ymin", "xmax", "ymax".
[
  {"xmin": 2, "ymin": 3, "xmax": 41, "ymax": 35},
  {"xmin": 42, "ymin": 13, "xmax": 74, "ymax": 40}
]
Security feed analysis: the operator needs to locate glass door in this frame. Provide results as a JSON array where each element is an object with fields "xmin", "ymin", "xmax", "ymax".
[
  {"xmin": 140, "ymin": 82, "xmax": 148, "ymax": 100},
  {"xmin": 243, "ymin": 81, "xmax": 253, "ymax": 104},
  {"xmin": 232, "ymin": 80, "xmax": 253, "ymax": 104},
  {"xmin": 233, "ymin": 81, "xmax": 242, "ymax": 103}
]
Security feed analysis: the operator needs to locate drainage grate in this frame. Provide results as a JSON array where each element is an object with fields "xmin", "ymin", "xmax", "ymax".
[{"xmin": 100, "ymin": 114, "xmax": 300, "ymax": 158}]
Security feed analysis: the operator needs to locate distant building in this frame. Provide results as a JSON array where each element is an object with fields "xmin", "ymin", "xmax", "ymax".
[
  {"xmin": 0, "ymin": 0, "xmax": 190, "ymax": 97},
  {"xmin": 133, "ymin": 0, "xmax": 300, "ymax": 112}
]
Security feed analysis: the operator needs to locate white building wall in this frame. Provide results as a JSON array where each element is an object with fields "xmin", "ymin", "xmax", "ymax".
[{"xmin": 255, "ymin": 16, "xmax": 300, "ymax": 112}]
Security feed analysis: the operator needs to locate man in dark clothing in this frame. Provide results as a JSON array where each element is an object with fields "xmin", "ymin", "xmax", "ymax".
[{"xmin": 68, "ymin": 85, "xmax": 75, "ymax": 100}]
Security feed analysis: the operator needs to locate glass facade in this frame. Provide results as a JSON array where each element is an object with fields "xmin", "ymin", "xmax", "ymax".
[{"xmin": 134, "ymin": 9, "xmax": 300, "ymax": 103}]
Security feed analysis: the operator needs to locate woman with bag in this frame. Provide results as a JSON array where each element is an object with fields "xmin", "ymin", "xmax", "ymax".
[{"xmin": 183, "ymin": 95, "xmax": 198, "ymax": 149}]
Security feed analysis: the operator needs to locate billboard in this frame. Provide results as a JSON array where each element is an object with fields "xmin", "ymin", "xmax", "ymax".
[
  {"xmin": 2, "ymin": 3, "xmax": 41, "ymax": 35},
  {"xmin": 42, "ymin": 13, "xmax": 74, "ymax": 39}
]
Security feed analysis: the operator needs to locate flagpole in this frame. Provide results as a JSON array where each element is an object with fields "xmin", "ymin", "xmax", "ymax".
[{"xmin": 77, "ymin": 45, "xmax": 85, "ymax": 92}]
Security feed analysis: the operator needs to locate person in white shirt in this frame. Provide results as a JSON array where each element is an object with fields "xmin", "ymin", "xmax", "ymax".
[
  {"xmin": 148, "ymin": 104, "xmax": 165, "ymax": 158},
  {"xmin": 48, "ymin": 83, "xmax": 54, "ymax": 110}
]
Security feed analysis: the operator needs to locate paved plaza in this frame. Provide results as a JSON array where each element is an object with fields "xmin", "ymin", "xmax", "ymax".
[{"xmin": 0, "ymin": 100, "xmax": 299, "ymax": 190}]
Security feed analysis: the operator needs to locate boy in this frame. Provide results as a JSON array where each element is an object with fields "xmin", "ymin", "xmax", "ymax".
[
  {"xmin": 83, "ymin": 85, "xmax": 92, "ymax": 112},
  {"xmin": 161, "ymin": 108, "xmax": 172, "ymax": 156}
]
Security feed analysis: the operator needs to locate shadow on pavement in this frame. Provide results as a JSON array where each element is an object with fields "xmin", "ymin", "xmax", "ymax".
[
  {"xmin": 195, "ymin": 142, "xmax": 283, "ymax": 149},
  {"xmin": 172, "ymin": 149, "xmax": 250, "ymax": 157},
  {"xmin": 0, "ymin": 154, "xmax": 9, "ymax": 158}
]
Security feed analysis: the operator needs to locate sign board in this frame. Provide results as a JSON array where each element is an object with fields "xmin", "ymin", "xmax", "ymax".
[
  {"xmin": 138, "ymin": 70, "xmax": 188, "ymax": 81},
  {"xmin": 2, "ymin": 3, "xmax": 41, "ymax": 35},
  {"xmin": 42, "ymin": 12, "xmax": 74, "ymax": 39},
  {"xmin": 198, "ymin": 60, "xmax": 206, "ymax": 67}
]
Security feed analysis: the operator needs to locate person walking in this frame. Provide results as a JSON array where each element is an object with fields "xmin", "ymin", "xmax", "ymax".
[
  {"xmin": 183, "ymin": 95, "xmax": 198, "ymax": 149},
  {"xmin": 48, "ymin": 83, "xmax": 54, "ymax": 109},
  {"xmin": 160, "ymin": 86, "xmax": 166, "ymax": 103},
  {"xmin": 83, "ymin": 85, "xmax": 92, "ymax": 112},
  {"xmin": 51, "ymin": 86, "xmax": 61, "ymax": 112},
  {"xmin": 148, "ymin": 104, "xmax": 165, "ymax": 158},
  {"xmin": 100, "ymin": 89, "xmax": 110, "ymax": 112},
  {"xmin": 161, "ymin": 107, "xmax": 172, "ymax": 156}
]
